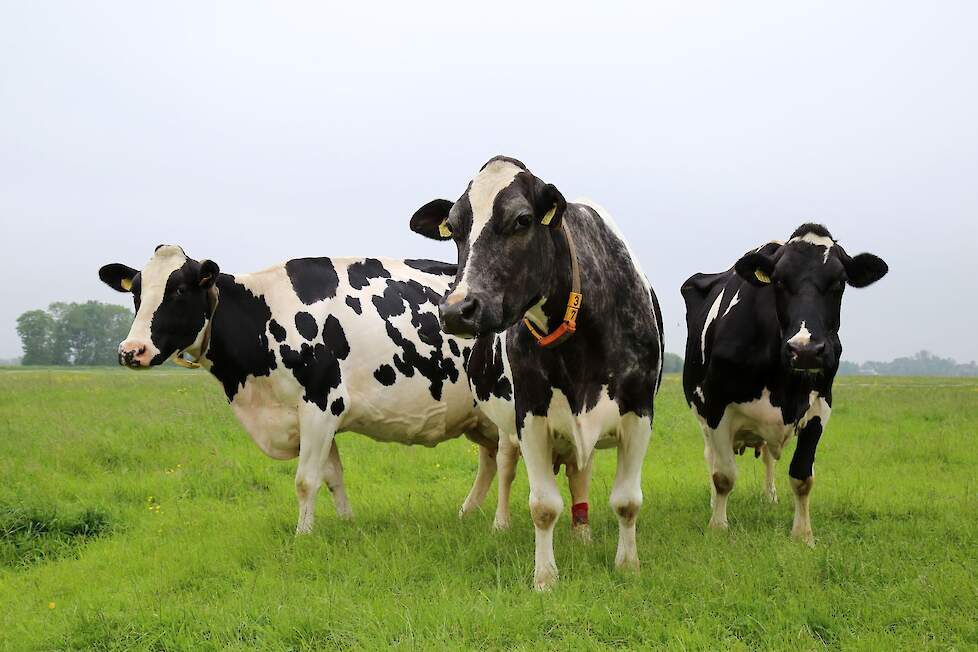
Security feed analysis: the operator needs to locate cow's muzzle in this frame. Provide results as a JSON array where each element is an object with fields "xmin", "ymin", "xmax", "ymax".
[
  {"xmin": 439, "ymin": 295, "xmax": 482, "ymax": 338},
  {"xmin": 118, "ymin": 340, "xmax": 154, "ymax": 369},
  {"xmin": 786, "ymin": 340, "xmax": 826, "ymax": 373}
]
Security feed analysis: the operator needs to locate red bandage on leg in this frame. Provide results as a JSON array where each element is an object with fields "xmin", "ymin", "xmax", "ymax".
[{"xmin": 572, "ymin": 502, "xmax": 589, "ymax": 526}]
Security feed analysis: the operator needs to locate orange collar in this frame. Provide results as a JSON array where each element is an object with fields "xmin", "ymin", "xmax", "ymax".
[{"xmin": 523, "ymin": 220, "xmax": 583, "ymax": 348}]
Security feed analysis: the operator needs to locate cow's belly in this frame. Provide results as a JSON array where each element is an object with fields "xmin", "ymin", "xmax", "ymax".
[
  {"xmin": 724, "ymin": 389, "xmax": 825, "ymax": 459},
  {"xmin": 230, "ymin": 376, "xmax": 300, "ymax": 460},
  {"xmin": 343, "ymin": 372, "xmax": 480, "ymax": 447}
]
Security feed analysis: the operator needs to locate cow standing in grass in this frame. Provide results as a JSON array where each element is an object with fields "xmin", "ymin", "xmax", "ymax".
[
  {"xmin": 410, "ymin": 156, "xmax": 664, "ymax": 590},
  {"xmin": 681, "ymin": 224, "xmax": 888, "ymax": 544},
  {"xmin": 99, "ymin": 247, "xmax": 510, "ymax": 533}
]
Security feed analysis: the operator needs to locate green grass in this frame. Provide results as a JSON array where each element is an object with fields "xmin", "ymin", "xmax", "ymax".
[{"xmin": 0, "ymin": 368, "xmax": 976, "ymax": 650}]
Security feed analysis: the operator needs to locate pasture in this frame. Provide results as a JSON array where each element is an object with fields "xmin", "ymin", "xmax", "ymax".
[{"xmin": 0, "ymin": 368, "xmax": 975, "ymax": 650}]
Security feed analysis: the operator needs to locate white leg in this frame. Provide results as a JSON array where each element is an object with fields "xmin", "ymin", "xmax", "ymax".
[
  {"xmin": 493, "ymin": 434, "xmax": 519, "ymax": 530},
  {"xmin": 609, "ymin": 414, "xmax": 652, "ymax": 572},
  {"xmin": 706, "ymin": 415, "xmax": 736, "ymax": 530},
  {"xmin": 761, "ymin": 444, "xmax": 778, "ymax": 504},
  {"xmin": 790, "ymin": 476, "xmax": 815, "ymax": 546},
  {"xmin": 459, "ymin": 444, "xmax": 497, "ymax": 517},
  {"xmin": 566, "ymin": 458, "xmax": 593, "ymax": 543},
  {"xmin": 295, "ymin": 407, "xmax": 337, "ymax": 535},
  {"xmin": 323, "ymin": 440, "xmax": 353, "ymax": 519},
  {"xmin": 703, "ymin": 431, "xmax": 717, "ymax": 509},
  {"xmin": 520, "ymin": 417, "xmax": 562, "ymax": 591},
  {"xmin": 789, "ymin": 411, "xmax": 825, "ymax": 547}
]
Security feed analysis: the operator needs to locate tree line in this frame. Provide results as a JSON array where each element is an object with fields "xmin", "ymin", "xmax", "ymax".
[
  {"xmin": 11, "ymin": 306, "xmax": 975, "ymax": 377},
  {"xmin": 15, "ymin": 302, "xmax": 133, "ymax": 366}
]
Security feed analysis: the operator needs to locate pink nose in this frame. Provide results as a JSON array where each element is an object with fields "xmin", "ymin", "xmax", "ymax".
[{"xmin": 118, "ymin": 340, "xmax": 153, "ymax": 368}]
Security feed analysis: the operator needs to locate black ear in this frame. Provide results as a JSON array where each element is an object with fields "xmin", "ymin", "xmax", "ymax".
[
  {"xmin": 735, "ymin": 252, "xmax": 776, "ymax": 287},
  {"xmin": 198, "ymin": 260, "xmax": 220, "ymax": 288},
  {"xmin": 534, "ymin": 181, "xmax": 567, "ymax": 228},
  {"xmin": 410, "ymin": 199, "xmax": 454, "ymax": 240},
  {"xmin": 99, "ymin": 263, "xmax": 138, "ymax": 293},
  {"xmin": 840, "ymin": 251, "xmax": 888, "ymax": 288}
]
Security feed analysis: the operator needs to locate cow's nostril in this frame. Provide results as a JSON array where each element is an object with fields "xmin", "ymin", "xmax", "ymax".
[{"xmin": 459, "ymin": 298, "xmax": 478, "ymax": 318}]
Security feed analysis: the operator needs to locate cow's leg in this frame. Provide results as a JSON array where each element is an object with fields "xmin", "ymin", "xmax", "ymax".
[
  {"xmin": 610, "ymin": 413, "xmax": 652, "ymax": 572},
  {"xmin": 459, "ymin": 444, "xmax": 498, "ymax": 517},
  {"xmin": 295, "ymin": 407, "xmax": 337, "ymax": 535},
  {"xmin": 761, "ymin": 444, "xmax": 778, "ymax": 504},
  {"xmin": 703, "ymin": 430, "xmax": 717, "ymax": 509},
  {"xmin": 520, "ymin": 417, "xmax": 562, "ymax": 591},
  {"xmin": 789, "ymin": 415, "xmax": 824, "ymax": 547},
  {"xmin": 706, "ymin": 415, "xmax": 737, "ymax": 530},
  {"xmin": 566, "ymin": 458, "xmax": 593, "ymax": 543},
  {"xmin": 323, "ymin": 440, "xmax": 352, "ymax": 520},
  {"xmin": 493, "ymin": 434, "xmax": 520, "ymax": 531}
]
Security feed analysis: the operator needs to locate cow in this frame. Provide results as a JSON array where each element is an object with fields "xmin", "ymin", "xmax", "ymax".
[
  {"xmin": 681, "ymin": 224, "xmax": 888, "ymax": 545},
  {"xmin": 410, "ymin": 156, "xmax": 664, "ymax": 590},
  {"xmin": 98, "ymin": 246, "xmax": 514, "ymax": 534}
]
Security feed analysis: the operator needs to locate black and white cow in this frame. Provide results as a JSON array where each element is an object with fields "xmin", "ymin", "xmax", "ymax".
[
  {"xmin": 99, "ymin": 246, "xmax": 510, "ymax": 533},
  {"xmin": 410, "ymin": 156, "xmax": 664, "ymax": 589},
  {"xmin": 681, "ymin": 224, "xmax": 888, "ymax": 545}
]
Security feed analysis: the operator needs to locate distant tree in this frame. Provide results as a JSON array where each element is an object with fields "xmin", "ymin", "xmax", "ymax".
[
  {"xmin": 839, "ymin": 350, "xmax": 978, "ymax": 377},
  {"xmin": 15, "ymin": 310, "xmax": 64, "ymax": 365},
  {"xmin": 15, "ymin": 302, "xmax": 132, "ymax": 366},
  {"xmin": 662, "ymin": 352, "xmax": 684, "ymax": 373}
]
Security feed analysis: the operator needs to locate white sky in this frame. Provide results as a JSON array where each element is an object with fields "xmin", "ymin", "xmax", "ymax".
[{"xmin": 1, "ymin": 1, "xmax": 976, "ymax": 362}]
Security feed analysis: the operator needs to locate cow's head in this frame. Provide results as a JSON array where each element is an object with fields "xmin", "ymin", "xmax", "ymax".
[
  {"xmin": 409, "ymin": 156, "xmax": 566, "ymax": 337},
  {"xmin": 735, "ymin": 224, "xmax": 888, "ymax": 374},
  {"xmin": 99, "ymin": 245, "xmax": 219, "ymax": 368}
]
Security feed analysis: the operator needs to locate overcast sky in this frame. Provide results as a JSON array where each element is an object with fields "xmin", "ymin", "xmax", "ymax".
[{"xmin": 2, "ymin": 2, "xmax": 976, "ymax": 362}]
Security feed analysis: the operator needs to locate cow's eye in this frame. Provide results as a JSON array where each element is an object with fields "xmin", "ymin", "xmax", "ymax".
[
  {"xmin": 514, "ymin": 214, "xmax": 533, "ymax": 231},
  {"xmin": 174, "ymin": 286, "xmax": 185, "ymax": 297}
]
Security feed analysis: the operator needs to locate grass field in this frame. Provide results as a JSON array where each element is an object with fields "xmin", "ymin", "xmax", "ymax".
[{"xmin": 0, "ymin": 368, "xmax": 976, "ymax": 650}]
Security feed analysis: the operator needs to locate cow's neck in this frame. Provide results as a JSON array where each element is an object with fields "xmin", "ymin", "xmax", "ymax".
[
  {"xmin": 773, "ymin": 367, "xmax": 833, "ymax": 423},
  {"xmin": 524, "ymin": 219, "xmax": 579, "ymax": 338},
  {"xmin": 201, "ymin": 274, "xmax": 277, "ymax": 401}
]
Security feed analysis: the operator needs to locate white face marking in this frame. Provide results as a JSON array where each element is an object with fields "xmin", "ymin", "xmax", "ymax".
[
  {"xmin": 445, "ymin": 160, "xmax": 521, "ymax": 304},
  {"xmin": 788, "ymin": 232, "xmax": 834, "ymax": 264},
  {"xmin": 721, "ymin": 289, "xmax": 740, "ymax": 318},
  {"xmin": 701, "ymin": 288, "xmax": 726, "ymax": 363},
  {"xmin": 121, "ymin": 245, "xmax": 187, "ymax": 357},
  {"xmin": 787, "ymin": 321, "xmax": 812, "ymax": 347}
]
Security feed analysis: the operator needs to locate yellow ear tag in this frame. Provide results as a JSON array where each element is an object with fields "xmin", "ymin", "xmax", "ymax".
[
  {"xmin": 541, "ymin": 205, "xmax": 557, "ymax": 225},
  {"xmin": 121, "ymin": 278, "xmax": 133, "ymax": 291},
  {"xmin": 438, "ymin": 220, "xmax": 452, "ymax": 238},
  {"xmin": 755, "ymin": 269, "xmax": 771, "ymax": 284}
]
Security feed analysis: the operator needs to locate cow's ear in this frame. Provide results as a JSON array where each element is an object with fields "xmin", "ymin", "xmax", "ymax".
[
  {"xmin": 410, "ymin": 199, "xmax": 454, "ymax": 240},
  {"xmin": 735, "ymin": 252, "xmax": 776, "ymax": 287},
  {"xmin": 535, "ymin": 181, "xmax": 567, "ymax": 229},
  {"xmin": 198, "ymin": 260, "xmax": 220, "ymax": 289},
  {"xmin": 99, "ymin": 263, "xmax": 138, "ymax": 293},
  {"xmin": 839, "ymin": 250, "xmax": 888, "ymax": 288}
]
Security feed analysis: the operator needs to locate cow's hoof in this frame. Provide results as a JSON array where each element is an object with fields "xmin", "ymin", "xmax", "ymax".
[
  {"xmin": 792, "ymin": 529, "xmax": 815, "ymax": 548},
  {"xmin": 708, "ymin": 517, "xmax": 729, "ymax": 531},
  {"xmin": 533, "ymin": 568, "xmax": 558, "ymax": 591},
  {"xmin": 615, "ymin": 553, "xmax": 640, "ymax": 573},
  {"xmin": 492, "ymin": 515, "xmax": 511, "ymax": 531},
  {"xmin": 571, "ymin": 524, "xmax": 592, "ymax": 544},
  {"xmin": 295, "ymin": 523, "xmax": 313, "ymax": 536},
  {"xmin": 336, "ymin": 508, "xmax": 354, "ymax": 521},
  {"xmin": 765, "ymin": 489, "xmax": 778, "ymax": 504}
]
